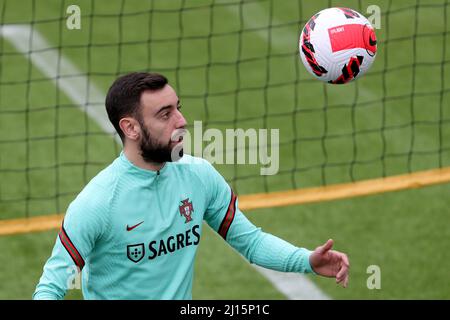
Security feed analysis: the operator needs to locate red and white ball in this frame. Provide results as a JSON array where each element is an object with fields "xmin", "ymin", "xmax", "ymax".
[{"xmin": 299, "ymin": 7, "xmax": 377, "ymax": 84}]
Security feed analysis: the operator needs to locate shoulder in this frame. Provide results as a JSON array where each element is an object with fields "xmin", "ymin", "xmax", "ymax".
[
  {"xmin": 63, "ymin": 162, "xmax": 119, "ymax": 239},
  {"xmin": 68, "ymin": 162, "xmax": 118, "ymax": 215}
]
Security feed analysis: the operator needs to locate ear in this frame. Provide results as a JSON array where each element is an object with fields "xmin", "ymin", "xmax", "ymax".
[{"xmin": 119, "ymin": 117, "xmax": 141, "ymax": 141}]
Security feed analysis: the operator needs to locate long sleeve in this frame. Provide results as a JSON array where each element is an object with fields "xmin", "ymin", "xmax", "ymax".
[
  {"xmin": 202, "ymin": 161, "xmax": 314, "ymax": 274},
  {"xmin": 33, "ymin": 182, "xmax": 110, "ymax": 300}
]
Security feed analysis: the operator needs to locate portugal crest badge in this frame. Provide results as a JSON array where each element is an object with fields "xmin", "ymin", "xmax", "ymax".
[{"xmin": 179, "ymin": 198, "xmax": 194, "ymax": 223}]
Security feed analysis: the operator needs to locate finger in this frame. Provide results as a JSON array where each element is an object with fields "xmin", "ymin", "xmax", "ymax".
[
  {"xmin": 336, "ymin": 272, "xmax": 348, "ymax": 287},
  {"xmin": 336, "ymin": 258, "xmax": 349, "ymax": 280},
  {"xmin": 319, "ymin": 239, "xmax": 334, "ymax": 254},
  {"xmin": 337, "ymin": 260, "xmax": 350, "ymax": 288},
  {"xmin": 341, "ymin": 253, "xmax": 350, "ymax": 268},
  {"xmin": 336, "ymin": 275, "xmax": 346, "ymax": 287},
  {"xmin": 336, "ymin": 267, "xmax": 348, "ymax": 283},
  {"xmin": 343, "ymin": 274, "xmax": 349, "ymax": 288},
  {"xmin": 336, "ymin": 267, "xmax": 347, "ymax": 281}
]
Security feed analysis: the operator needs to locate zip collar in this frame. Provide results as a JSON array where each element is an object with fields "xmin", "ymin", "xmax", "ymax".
[{"xmin": 118, "ymin": 151, "xmax": 169, "ymax": 179}]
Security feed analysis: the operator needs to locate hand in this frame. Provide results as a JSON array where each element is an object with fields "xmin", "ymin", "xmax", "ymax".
[{"xmin": 309, "ymin": 239, "xmax": 350, "ymax": 288}]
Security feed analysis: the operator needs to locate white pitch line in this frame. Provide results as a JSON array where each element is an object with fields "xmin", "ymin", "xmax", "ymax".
[
  {"xmin": 253, "ymin": 265, "xmax": 331, "ymax": 300},
  {"xmin": 0, "ymin": 24, "xmax": 120, "ymax": 144}
]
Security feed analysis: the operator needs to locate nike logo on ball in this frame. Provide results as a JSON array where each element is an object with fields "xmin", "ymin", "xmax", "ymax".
[{"xmin": 126, "ymin": 221, "xmax": 144, "ymax": 231}]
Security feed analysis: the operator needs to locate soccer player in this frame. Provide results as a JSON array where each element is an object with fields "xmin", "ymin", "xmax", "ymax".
[{"xmin": 33, "ymin": 72, "xmax": 349, "ymax": 300}]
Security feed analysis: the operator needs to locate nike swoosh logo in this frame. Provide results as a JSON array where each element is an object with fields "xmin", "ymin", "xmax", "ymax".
[
  {"xmin": 126, "ymin": 221, "xmax": 144, "ymax": 231},
  {"xmin": 369, "ymin": 36, "xmax": 377, "ymax": 46}
]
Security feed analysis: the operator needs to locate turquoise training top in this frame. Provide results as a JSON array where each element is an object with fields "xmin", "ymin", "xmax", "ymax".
[{"xmin": 33, "ymin": 152, "xmax": 314, "ymax": 300}]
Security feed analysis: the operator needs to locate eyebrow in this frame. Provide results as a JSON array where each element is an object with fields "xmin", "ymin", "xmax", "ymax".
[{"xmin": 155, "ymin": 100, "xmax": 180, "ymax": 116}]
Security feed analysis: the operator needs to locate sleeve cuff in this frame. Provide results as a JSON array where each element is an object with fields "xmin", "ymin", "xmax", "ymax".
[
  {"xmin": 304, "ymin": 249, "xmax": 317, "ymax": 275},
  {"xmin": 32, "ymin": 292, "xmax": 59, "ymax": 300}
]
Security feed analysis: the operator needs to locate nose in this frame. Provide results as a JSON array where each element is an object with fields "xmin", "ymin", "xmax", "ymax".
[{"xmin": 175, "ymin": 109, "xmax": 187, "ymax": 128}]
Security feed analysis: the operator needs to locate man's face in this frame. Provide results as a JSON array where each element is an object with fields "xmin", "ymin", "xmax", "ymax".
[{"xmin": 136, "ymin": 85, "xmax": 187, "ymax": 164}]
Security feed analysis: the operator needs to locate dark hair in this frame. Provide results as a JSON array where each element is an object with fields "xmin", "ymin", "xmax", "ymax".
[{"xmin": 105, "ymin": 72, "xmax": 168, "ymax": 141}]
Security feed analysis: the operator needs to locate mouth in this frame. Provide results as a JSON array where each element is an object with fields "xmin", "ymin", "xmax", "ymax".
[
  {"xmin": 170, "ymin": 129, "xmax": 186, "ymax": 145},
  {"xmin": 170, "ymin": 135, "xmax": 183, "ymax": 146}
]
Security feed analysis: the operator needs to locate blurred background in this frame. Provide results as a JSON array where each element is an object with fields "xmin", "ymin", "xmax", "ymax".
[{"xmin": 0, "ymin": 0, "xmax": 449, "ymax": 299}]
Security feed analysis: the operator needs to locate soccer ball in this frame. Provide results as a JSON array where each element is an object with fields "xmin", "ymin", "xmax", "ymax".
[{"xmin": 299, "ymin": 7, "xmax": 377, "ymax": 84}]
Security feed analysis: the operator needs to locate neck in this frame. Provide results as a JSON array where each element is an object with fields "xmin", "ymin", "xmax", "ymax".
[{"xmin": 123, "ymin": 142, "xmax": 165, "ymax": 172}]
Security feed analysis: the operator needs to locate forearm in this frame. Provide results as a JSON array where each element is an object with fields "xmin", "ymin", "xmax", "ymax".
[
  {"xmin": 33, "ymin": 288, "xmax": 64, "ymax": 300},
  {"xmin": 223, "ymin": 209, "xmax": 315, "ymax": 274},
  {"xmin": 33, "ymin": 275, "xmax": 66, "ymax": 300},
  {"xmin": 33, "ymin": 240, "xmax": 75, "ymax": 300},
  {"xmin": 248, "ymin": 232, "xmax": 314, "ymax": 274}
]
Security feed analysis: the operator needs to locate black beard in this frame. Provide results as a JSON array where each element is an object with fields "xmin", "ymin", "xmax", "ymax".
[{"xmin": 139, "ymin": 125, "xmax": 183, "ymax": 164}]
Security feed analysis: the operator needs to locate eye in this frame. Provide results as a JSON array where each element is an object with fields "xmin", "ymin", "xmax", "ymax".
[{"xmin": 161, "ymin": 112, "xmax": 170, "ymax": 119}]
